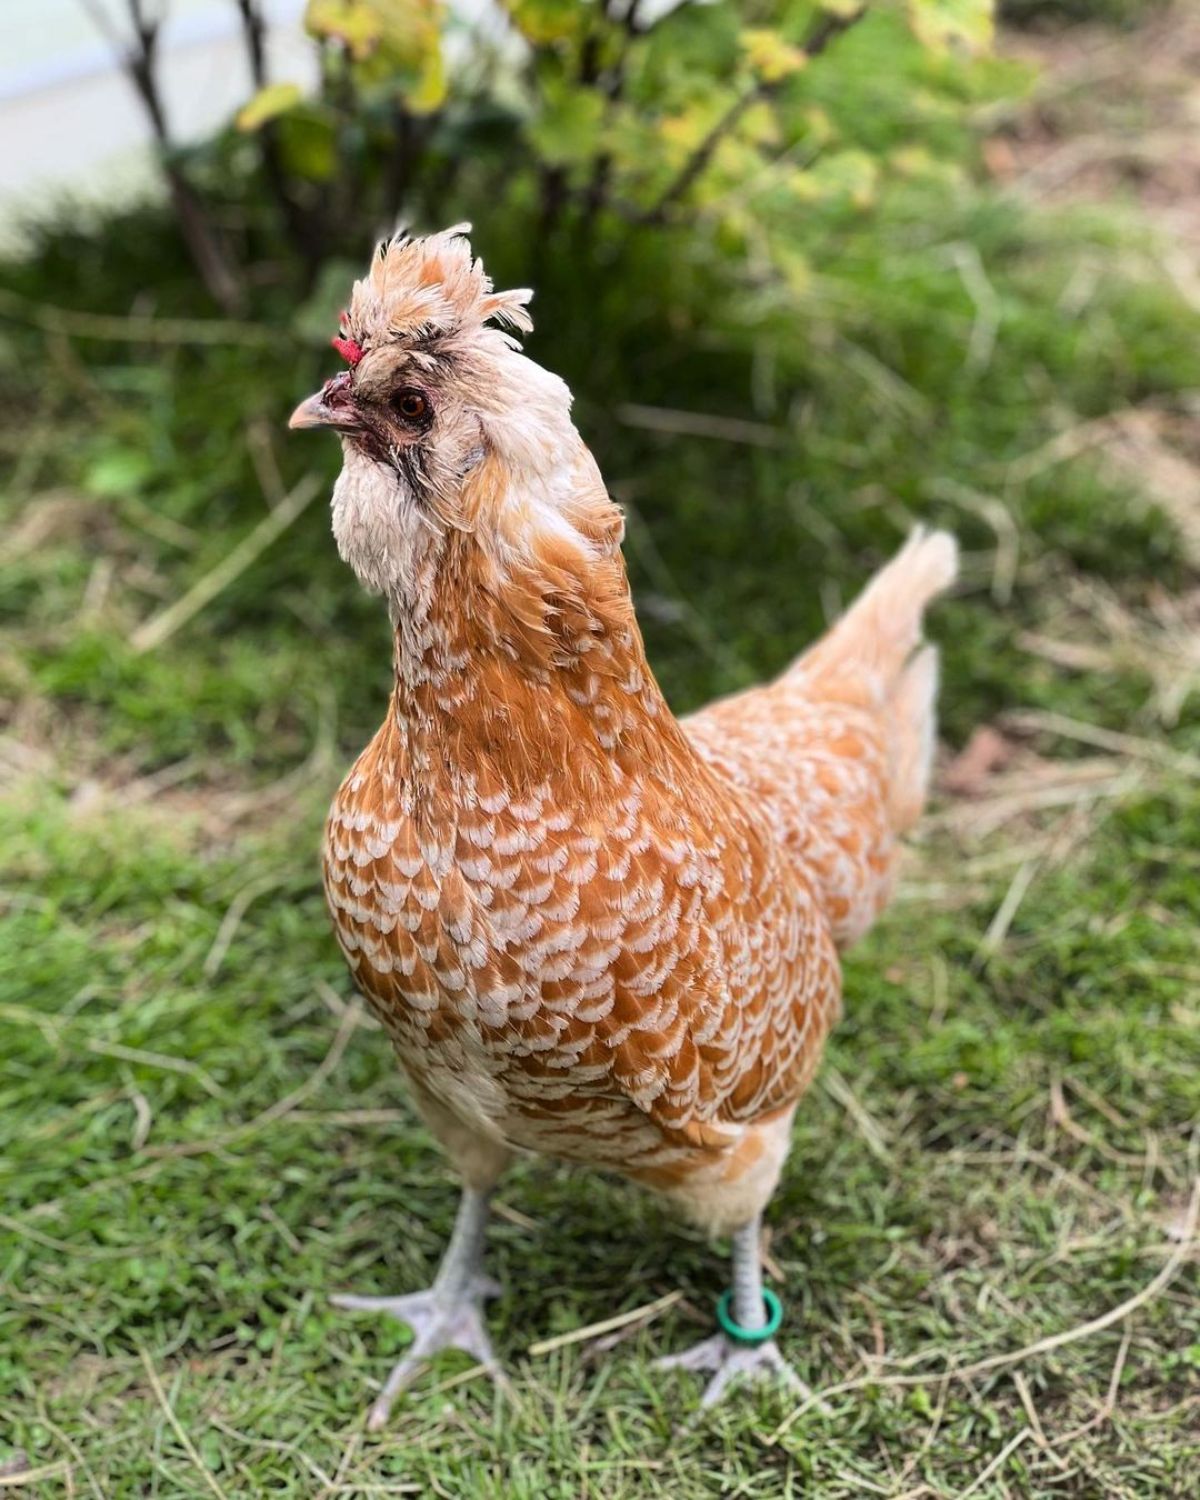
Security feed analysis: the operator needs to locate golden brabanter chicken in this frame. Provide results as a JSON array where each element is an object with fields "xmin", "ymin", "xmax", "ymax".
[{"xmin": 289, "ymin": 225, "xmax": 957, "ymax": 1428}]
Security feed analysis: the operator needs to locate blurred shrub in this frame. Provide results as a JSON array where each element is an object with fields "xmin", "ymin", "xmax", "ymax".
[{"xmin": 104, "ymin": 0, "xmax": 1011, "ymax": 326}]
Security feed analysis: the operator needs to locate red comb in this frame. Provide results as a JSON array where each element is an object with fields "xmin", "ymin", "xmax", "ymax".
[{"xmin": 331, "ymin": 334, "xmax": 364, "ymax": 366}]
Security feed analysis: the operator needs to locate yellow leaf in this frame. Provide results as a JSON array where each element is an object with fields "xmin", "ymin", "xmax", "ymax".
[
  {"xmin": 790, "ymin": 148, "xmax": 878, "ymax": 208},
  {"xmin": 890, "ymin": 144, "xmax": 934, "ymax": 175},
  {"xmin": 306, "ymin": 0, "xmax": 446, "ymax": 109},
  {"xmin": 501, "ymin": 0, "xmax": 580, "ymax": 45},
  {"xmin": 236, "ymin": 82, "xmax": 303, "ymax": 132},
  {"xmin": 306, "ymin": 0, "xmax": 443, "ymax": 65},
  {"xmin": 660, "ymin": 101, "xmax": 721, "ymax": 155},
  {"xmin": 907, "ymin": 0, "xmax": 994, "ymax": 56},
  {"xmin": 305, "ymin": 0, "xmax": 383, "ymax": 60},
  {"xmin": 803, "ymin": 106, "xmax": 835, "ymax": 147},
  {"xmin": 739, "ymin": 100, "xmax": 780, "ymax": 147},
  {"xmin": 741, "ymin": 28, "xmax": 808, "ymax": 85},
  {"xmin": 406, "ymin": 45, "xmax": 446, "ymax": 114},
  {"xmin": 776, "ymin": 246, "xmax": 813, "ymax": 296}
]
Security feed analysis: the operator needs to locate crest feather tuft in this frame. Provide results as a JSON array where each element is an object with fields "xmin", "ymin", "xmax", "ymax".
[{"xmin": 344, "ymin": 225, "xmax": 534, "ymax": 357}]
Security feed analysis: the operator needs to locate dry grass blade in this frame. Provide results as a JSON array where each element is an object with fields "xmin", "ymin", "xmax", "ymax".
[
  {"xmin": 928, "ymin": 759, "xmax": 1140, "ymax": 841},
  {"xmin": 130, "ymin": 474, "xmax": 321, "ymax": 654},
  {"xmin": 1012, "ymin": 1369, "xmax": 1068, "ymax": 1472},
  {"xmin": 0, "ymin": 1213, "xmax": 155, "ymax": 1262},
  {"xmin": 927, "ymin": 479, "xmax": 1019, "ymax": 604},
  {"xmin": 944, "ymin": 242, "xmax": 1001, "ymax": 375},
  {"xmin": 614, "ymin": 402, "xmax": 787, "ymax": 448},
  {"xmin": 143, "ymin": 998, "xmax": 363, "ymax": 1159},
  {"xmin": 821, "ymin": 1066, "xmax": 893, "ymax": 1163},
  {"xmin": 1049, "ymin": 1077, "xmax": 1150, "ymax": 1167},
  {"xmin": 527, "ymin": 1290, "xmax": 682, "ymax": 1356},
  {"xmin": 206, "ymin": 1416, "xmax": 335, "ymax": 1489},
  {"xmin": 424, "ymin": 1363, "xmax": 495, "ymax": 1397},
  {"xmin": 316, "ymin": 1488, "xmax": 422, "ymax": 1496},
  {"xmin": 0, "ymin": 1461, "xmax": 72, "ymax": 1489},
  {"xmin": 1006, "ymin": 413, "xmax": 1115, "ymax": 485},
  {"xmin": 1017, "ymin": 572, "xmax": 1200, "ymax": 728},
  {"xmin": 204, "ymin": 873, "xmax": 291, "ymax": 978},
  {"xmin": 955, "ymin": 1428, "xmax": 1033, "ymax": 1499},
  {"xmin": 286, "ymin": 1108, "xmax": 408, "ymax": 1127},
  {"xmin": 977, "ymin": 856, "xmax": 1040, "ymax": 960},
  {"xmin": 84, "ymin": 1039, "xmax": 224, "ymax": 1098},
  {"xmin": 1102, "ymin": 410, "xmax": 1200, "ymax": 566},
  {"xmin": 138, "ymin": 1348, "xmax": 231, "ymax": 1500},
  {"xmin": 0, "ymin": 286, "xmax": 274, "ymax": 346},
  {"xmin": 1006, "ymin": 708, "xmax": 1200, "ymax": 777},
  {"xmin": 492, "ymin": 1199, "xmax": 539, "ymax": 1231},
  {"xmin": 1006, "ymin": 402, "xmax": 1200, "ymax": 565}
]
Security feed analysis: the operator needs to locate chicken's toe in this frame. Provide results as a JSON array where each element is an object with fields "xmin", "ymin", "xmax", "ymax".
[
  {"xmin": 656, "ymin": 1332, "xmax": 819, "ymax": 1411},
  {"xmin": 332, "ymin": 1277, "xmax": 503, "ymax": 1428}
]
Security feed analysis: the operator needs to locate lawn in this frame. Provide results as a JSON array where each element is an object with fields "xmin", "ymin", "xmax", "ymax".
[{"xmin": 2, "ymin": 8, "xmax": 1200, "ymax": 1497}]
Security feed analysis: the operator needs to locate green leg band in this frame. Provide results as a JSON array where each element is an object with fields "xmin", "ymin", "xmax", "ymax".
[{"xmin": 716, "ymin": 1287, "xmax": 783, "ymax": 1346}]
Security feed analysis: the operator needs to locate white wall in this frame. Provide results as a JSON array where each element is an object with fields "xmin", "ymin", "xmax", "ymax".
[{"xmin": 0, "ymin": 1, "xmax": 315, "ymax": 232}]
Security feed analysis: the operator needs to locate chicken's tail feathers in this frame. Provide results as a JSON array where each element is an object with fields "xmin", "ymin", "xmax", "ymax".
[
  {"xmin": 884, "ymin": 642, "xmax": 941, "ymax": 832},
  {"xmin": 796, "ymin": 527, "xmax": 957, "ymax": 689},
  {"xmin": 796, "ymin": 527, "xmax": 958, "ymax": 833}
]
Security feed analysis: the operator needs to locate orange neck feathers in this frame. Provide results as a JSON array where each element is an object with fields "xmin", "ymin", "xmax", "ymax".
[{"xmin": 382, "ymin": 474, "xmax": 687, "ymax": 801}]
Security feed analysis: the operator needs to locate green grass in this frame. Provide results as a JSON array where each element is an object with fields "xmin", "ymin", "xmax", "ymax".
[
  {"xmin": 4, "ymin": 71, "xmax": 1200, "ymax": 1500},
  {"xmin": 3, "ymin": 779, "xmax": 1197, "ymax": 1495}
]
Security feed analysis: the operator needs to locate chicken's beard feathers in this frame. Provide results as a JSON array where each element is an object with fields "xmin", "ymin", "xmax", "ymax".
[{"xmin": 331, "ymin": 442, "xmax": 442, "ymax": 605}]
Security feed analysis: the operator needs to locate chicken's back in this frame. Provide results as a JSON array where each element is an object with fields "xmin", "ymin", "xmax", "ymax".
[{"xmin": 686, "ymin": 530, "xmax": 957, "ymax": 948}]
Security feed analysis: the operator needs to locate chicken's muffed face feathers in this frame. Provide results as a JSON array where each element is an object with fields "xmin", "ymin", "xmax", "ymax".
[{"xmin": 289, "ymin": 225, "xmax": 619, "ymax": 604}]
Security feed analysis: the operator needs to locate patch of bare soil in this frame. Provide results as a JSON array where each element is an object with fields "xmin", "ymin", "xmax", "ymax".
[
  {"xmin": 989, "ymin": 4, "xmax": 1200, "ymax": 264},
  {"xmin": 980, "ymin": 3, "xmax": 1200, "ymax": 678}
]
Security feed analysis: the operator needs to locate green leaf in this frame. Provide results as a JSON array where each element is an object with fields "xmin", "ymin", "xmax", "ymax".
[
  {"xmin": 277, "ymin": 107, "xmax": 338, "ymax": 182},
  {"xmin": 907, "ymin": 0, "xmax": 995, "ymax": 56},
  {"xmin": 526, "ymin": 80, "xmax": 605, "ymax": 168},
  {"xmin": 84, "ymin": 449, "xmax": 154, "ymax": 498},
  {"xmin": 235, "ymin": 82, "xmax": 303, "ymax": 132}
]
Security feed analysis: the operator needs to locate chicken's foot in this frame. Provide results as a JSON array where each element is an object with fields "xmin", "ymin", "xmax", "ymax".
[
  {"xmin": 331, "ymin": 1185, "xmax": 503, "ymax": 1429},
  {"xmin": 656, "ymin": 1329, "xmax": 804, "ymax": 1408},
  {"xmin": 656, "ymin": 1215, "xmax": 822, "ymax": 1410}
]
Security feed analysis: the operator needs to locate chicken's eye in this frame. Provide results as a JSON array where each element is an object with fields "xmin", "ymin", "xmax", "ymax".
[{"xmin": 391, "ymin": 388, "xmax": 430, "ymax": 423}]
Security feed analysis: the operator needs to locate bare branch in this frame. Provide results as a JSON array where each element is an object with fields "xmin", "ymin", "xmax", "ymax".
[
  {"xmin": 234, "ymin": 0, "xmax": 268, "ymax": 89},
  {"xmin": 77, "ymin": 0, "xmax": 245, "ymax": 311}
]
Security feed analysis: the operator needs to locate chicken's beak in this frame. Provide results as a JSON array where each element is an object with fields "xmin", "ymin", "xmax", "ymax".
[
  {"xmin": 288, "ymin": 391, "xmax": 335, "ymax": 430},
  {"xmin": 288, "ymin": 372, "xmax": 360, "ymax": 432}
]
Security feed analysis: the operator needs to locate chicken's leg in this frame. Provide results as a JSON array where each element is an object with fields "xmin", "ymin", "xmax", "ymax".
[
  {"xmin": 332, "ymin": 1186, "xmax": 502, "ymax": 1428},
  {"xmin": 656, "ymin": 1215, "xmax": 813, "ymax": 1409}
]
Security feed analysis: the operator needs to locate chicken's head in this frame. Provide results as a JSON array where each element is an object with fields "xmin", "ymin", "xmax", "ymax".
[{"xmin": 289, "ymin": 225, "xmax": 612, "ymax": 603}]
